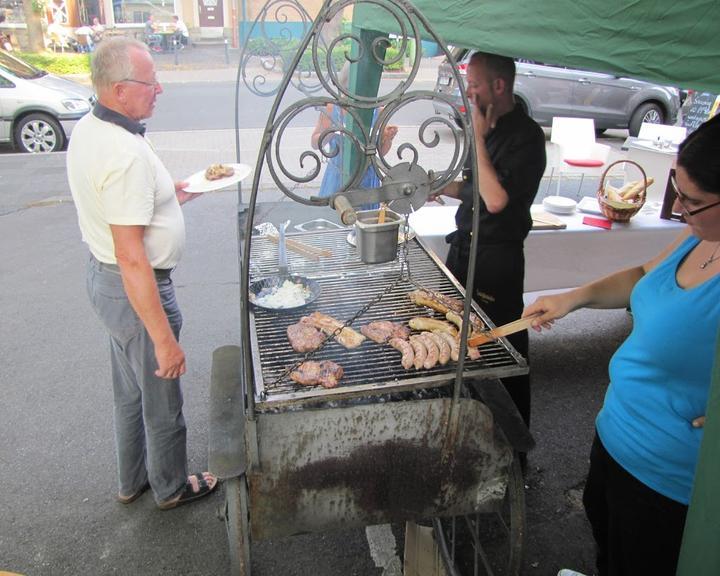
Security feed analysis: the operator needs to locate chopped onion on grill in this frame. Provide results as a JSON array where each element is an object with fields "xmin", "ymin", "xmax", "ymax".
[{"xmin": 253, "ymin": 280, "xmax": 311, "ymax": 309}]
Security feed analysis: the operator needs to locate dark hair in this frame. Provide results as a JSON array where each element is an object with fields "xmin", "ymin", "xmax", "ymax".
[
  {"xmin": 469, "ymin": 52, "xmax": 516, "ymax": 88},
  {"xmin": 678, "ymin": 114, "xmax": 720, "ymax": 196}
]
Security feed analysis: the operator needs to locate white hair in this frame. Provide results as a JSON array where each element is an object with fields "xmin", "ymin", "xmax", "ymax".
[{"xmin": 91, "ymin": 37, "xmax": 149, "ymax": 92}]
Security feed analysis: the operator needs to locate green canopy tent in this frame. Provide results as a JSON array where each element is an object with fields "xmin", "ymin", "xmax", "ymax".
[
  {"xmin": 355, "ymin": 0, "xmax": 720, "ymax": 93},
  {"xmin": 348, "ymin": 1, "xmax": 720, "ymax": 573}
]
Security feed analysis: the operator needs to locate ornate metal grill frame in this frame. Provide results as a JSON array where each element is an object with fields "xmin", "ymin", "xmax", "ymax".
[{"xmin": 209, "ymin": 2, "xmax": 532, "ymax": 575}]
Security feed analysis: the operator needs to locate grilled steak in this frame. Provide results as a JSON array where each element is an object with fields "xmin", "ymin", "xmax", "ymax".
[
  {"xmin": 360, "ymin": 320, "xmax": 411, "ymax": 344},
  {"xmin": 290, "ymin": 360, "xmax": 344, "ymax": 388},
  {"xmin": 287, "ymin": 322, "xmax": 325, "ymax": 353},
  {"xmin": 301, "ymin": 312, "xmax": 366, "ymax": 349}
]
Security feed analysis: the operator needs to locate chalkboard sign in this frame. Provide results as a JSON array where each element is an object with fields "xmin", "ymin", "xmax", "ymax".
[{"xmin": 683, "ymin": 92, "xmax": 717, "ymax": 133}]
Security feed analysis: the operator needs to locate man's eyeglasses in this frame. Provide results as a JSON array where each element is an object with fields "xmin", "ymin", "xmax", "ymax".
[
  {"xmin": 670, "ymin": 169, "xmax": 720, "ymax": 217},
  {"xmin": 121, "ymin": 78, "xmax": 160, "ymax": 88}
]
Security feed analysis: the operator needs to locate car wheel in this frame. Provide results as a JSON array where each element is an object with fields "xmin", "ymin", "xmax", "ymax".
[
  {"xmin": 14, "ymin": 113, "xmax": 65, "ymax": 153},
  {"xmin": 628, "ymin": 103, "xmax": 664, "ymax": 137}
]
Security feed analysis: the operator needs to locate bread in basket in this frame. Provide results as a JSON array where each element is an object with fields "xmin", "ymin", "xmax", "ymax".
[{"xmin": 597, "ymin": 160, "xmax": 648, "ymax": 222}]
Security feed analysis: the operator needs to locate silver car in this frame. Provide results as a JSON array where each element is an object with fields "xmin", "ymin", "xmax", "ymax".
[
  {"xmin": 434, "ymin": 48, "xmax": 681, "ymax": 136},
  {"xmin": 0, "ymin": 51, "xmax": 95, "ymax": 153}
]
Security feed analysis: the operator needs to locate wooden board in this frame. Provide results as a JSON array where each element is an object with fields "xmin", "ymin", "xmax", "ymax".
[{"xmin": 532, "ymin": 210, "xmax": 567, "ymax": 230}]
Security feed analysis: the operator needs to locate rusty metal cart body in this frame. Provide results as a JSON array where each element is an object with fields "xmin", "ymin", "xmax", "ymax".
[{"xmin": 209, "ymin": 1, "xmax": 533, "ymax": 574}]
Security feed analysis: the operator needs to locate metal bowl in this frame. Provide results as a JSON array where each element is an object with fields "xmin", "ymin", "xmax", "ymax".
[{"xmin": 249, "ymin": 275, "xmax": 321, "ymax": 312}]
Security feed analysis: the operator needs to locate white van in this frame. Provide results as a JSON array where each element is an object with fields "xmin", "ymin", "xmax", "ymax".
[{"xmin": 0, "ymin": 51, "xmax": 95, "ymax": 153}]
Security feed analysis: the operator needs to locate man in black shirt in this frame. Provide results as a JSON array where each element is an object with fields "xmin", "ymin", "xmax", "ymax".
[{"xmin": 430, "ymin": 52, "xmax": 546, "ymax": 431}]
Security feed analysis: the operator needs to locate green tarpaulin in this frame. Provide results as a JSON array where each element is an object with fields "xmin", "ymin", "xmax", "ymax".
[{"xmin": 356, "ymin": 0, "xmax": 720, "ymax": 92}]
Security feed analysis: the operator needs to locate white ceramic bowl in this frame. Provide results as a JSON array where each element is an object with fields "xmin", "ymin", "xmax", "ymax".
[{"xmin": 543, "ymin": 196, "xmax": 577, "ymax": 215}]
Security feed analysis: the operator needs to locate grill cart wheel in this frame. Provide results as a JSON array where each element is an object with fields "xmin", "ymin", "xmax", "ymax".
[
  {"xmin": 225, "ymin": 476, "xmax": 251, "ymax": 576},
  {"xmin": 433, "ymin": 454, "xmax": 526, "ymax": 576}
]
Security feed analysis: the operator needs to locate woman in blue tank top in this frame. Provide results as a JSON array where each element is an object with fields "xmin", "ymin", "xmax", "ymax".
[{"xmin": 524, "ymin": 114, "xmax": 720, "ymax": 576}]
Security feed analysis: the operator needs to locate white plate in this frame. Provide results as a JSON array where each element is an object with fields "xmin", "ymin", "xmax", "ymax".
[
  {"xmin": 577, "ymin": 196, "xmax": 603, "ymax": 215},
  {"xmin": 542, "ymin": 196, "xmax": 577, "ymax": 215},
  {"xmin": 183, "ymin": 163, "xmax": 252, "ymax": 193},
  {"xmin": 346, "ymin": 228, "xmax": 416, "ymax": 247}
]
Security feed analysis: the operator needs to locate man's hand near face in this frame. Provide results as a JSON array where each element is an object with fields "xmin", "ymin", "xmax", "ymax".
[{"xmin": 471, "ymin": 100, "xmax": 496, "ymax": 139}]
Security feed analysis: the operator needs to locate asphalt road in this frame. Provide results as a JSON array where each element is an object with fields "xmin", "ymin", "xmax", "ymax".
[
  {"xmin": 0, "ymin": 144, "xmax": 634, "ymax": 575},
  {"xmin": 147, "ymin": 79, "xmax": 438, "ymax": 132}
]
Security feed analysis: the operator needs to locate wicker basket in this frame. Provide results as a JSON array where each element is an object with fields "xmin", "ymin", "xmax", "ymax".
[{"xmin": 597, "ymin": 160, "xmax": 648, "ymax": 222}]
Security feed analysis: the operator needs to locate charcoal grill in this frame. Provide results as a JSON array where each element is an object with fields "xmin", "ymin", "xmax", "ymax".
[
  {"xmin": 250, "ymin": 229, "xmax": 526, "ymax": 409},
  {"xmin": 209, "ymin": 1, "xmax": 533, "ymax": 575}
]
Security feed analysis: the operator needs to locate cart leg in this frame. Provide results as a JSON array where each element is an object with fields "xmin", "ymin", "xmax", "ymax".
[
  {"xmin": 225, "ymin": 475, "xmax": 251, "ymax": 576},
  {"xmin": 433, "ymin": 453, "xmax": 525, "ymax": 576}
]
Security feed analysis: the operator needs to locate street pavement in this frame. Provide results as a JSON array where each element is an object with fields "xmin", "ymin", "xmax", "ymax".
[{"xmin": 0, "ymin": 47, "xmax": 636, "ymax": 576}]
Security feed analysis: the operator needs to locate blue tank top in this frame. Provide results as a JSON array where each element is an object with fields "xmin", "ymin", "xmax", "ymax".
[{"xmin": 597, "ymin": 235, "xmax": 720, "ymax": 504}]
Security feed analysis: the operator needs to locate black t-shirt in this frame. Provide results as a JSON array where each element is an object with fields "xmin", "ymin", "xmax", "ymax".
[{"xmin": 454, "ymin": 106, "xmax": 546, "ymax": 244}]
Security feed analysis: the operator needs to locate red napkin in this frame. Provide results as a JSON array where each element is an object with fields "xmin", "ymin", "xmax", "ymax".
[{"xmin": 583, "ymin": 216, "xmax": 613, "ymax": 229}]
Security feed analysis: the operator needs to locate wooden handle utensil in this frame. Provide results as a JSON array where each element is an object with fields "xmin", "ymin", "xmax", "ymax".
[
  {"xmin": 377, "ymin": 203, "xmax": 387, "ymax": 224},
  {"xmin": 467, "ymin": 313, "xmax": 542, "ymax": 347},
  {"xmin": 266, "ymin": 234, "xmax": 332, "ymax": 261}
]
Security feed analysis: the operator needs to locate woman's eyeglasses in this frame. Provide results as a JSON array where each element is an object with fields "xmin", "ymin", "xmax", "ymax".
[{"xmin": 670, "ymin": 169, "xmax": 720, "ymax": 216}]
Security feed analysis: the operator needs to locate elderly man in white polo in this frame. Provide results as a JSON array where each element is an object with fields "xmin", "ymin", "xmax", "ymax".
[{"xmin": 67, "ymin": 37, "xmax": 217, "ymax": 510}]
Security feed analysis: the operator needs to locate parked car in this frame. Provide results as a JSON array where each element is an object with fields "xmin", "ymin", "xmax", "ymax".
[
  {"xmin": 434, "ymin": 48, "xmax": 681, "ymax": 136},
  {"xmin": 0, "ymin": 51, "xmax": 95, "ymax": 153}
]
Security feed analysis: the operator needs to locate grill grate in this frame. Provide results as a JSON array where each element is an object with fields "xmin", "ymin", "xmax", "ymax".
[{"xmin": 248, "ymin": 229, "xmax": 527, "ymax": 410}]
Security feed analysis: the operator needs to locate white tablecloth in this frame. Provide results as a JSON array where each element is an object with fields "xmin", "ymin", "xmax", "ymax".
[{"xmin": 409, "ymin": 204, "xmax": 685, "ymax": 292}]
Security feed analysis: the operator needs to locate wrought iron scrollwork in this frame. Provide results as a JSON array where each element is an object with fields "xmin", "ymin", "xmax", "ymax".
[
  {"xmin": 239, "ymin": 0, "xmax": 472, "ymax": 210},
  {"xmin": 238, "ymin": 0, "xmax": 327, "ymax": 97}
]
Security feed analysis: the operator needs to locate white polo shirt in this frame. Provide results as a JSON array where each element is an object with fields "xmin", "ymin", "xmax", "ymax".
[{"xmin": 67, "ymin": 110, "xmax": 185, "ymax": 269}]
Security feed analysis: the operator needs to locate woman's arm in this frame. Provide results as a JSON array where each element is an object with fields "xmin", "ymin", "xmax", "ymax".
[
  {"xmin": 311, "ymin": 104, "xmax": 334, "ymax": 150},
  {"xmin": 523, "ymin": 228, "xmax": 691, "ymax": 330}
]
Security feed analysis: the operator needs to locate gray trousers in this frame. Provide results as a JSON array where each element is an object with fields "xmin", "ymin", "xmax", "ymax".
[{"xmin": 87, "ymin": 256, "xmax": 188, "ymax": 502}]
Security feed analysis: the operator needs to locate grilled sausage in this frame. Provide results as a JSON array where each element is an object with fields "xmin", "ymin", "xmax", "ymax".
[
  {"xmin": 409, "ymin": 317, "xmax": 458, "ymax": 337},
  {"xmin": 419, "ymin": 332, "xmax": 439, "ymax": 369},
  {"xmin": 427, "ymin": 331, "xmax": 450, "ymax": 365},
  {"xmin": 435, "ymin": 330, "xmax": 460, "ymax": 362},
  {"xmin": 389, "ymin": 337, "xmax": 414, "ymax": 370},
  {"xmin": 409, "ymin": 335, "xmax": 428, "ymax": 370},
  {"xmin": 446, "ymin": 310, "xmax": 486, "ymax": 334}
]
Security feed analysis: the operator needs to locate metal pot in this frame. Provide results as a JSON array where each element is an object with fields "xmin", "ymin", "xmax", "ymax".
[{"xmin": 355, "ymin": 209, "xmax": 401, "ymax": 264}]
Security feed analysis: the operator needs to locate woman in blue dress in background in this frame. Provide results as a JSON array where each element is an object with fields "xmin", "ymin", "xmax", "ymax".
[{"xmin": 311, "ymin": 65, "xmax": 398, "ymax": 202}]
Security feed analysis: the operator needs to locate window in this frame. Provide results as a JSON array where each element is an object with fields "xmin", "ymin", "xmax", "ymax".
[
  {"xmin": 112, "ymin": 0, "xmax": 176, "ymax": 24},
  {"xmin": 1, "ymin": 0, "xmax": 25, "ymax": 24}
]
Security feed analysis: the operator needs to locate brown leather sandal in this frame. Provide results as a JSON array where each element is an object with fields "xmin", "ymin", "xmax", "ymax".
[{"xmin": 157, "ymin": 473, "xmax": 217, "ymax": 511}]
